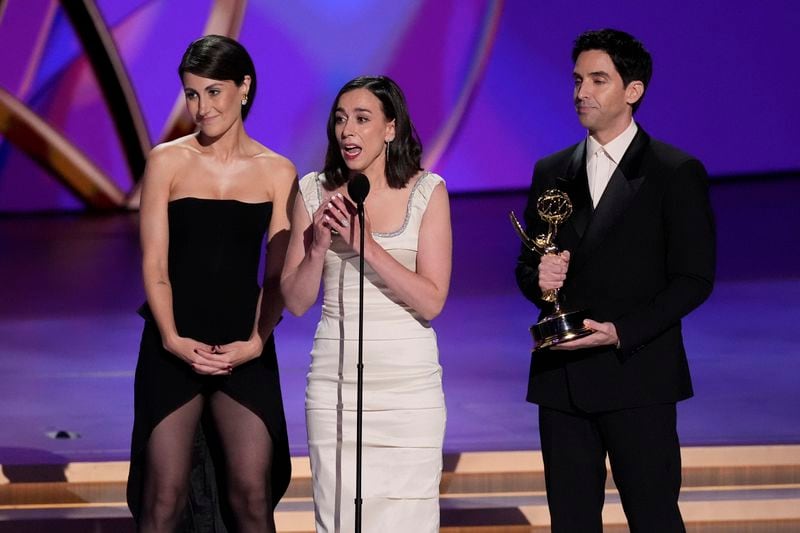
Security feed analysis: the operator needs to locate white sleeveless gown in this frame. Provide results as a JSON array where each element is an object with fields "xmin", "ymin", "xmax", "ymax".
[{"xmin": 299, "ymin": 171, "xmax": 447, "ymax": 533}]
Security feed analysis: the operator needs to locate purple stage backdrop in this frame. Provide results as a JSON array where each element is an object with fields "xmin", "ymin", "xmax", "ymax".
[{"xmin": 0, "ymin": 0, "xmax": 797, "ymax": 211}]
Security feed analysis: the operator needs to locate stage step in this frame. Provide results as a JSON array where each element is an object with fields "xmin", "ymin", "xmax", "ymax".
[{"xmin": 1, "ymin": 445, "xmax": 798, "ymax": 532}]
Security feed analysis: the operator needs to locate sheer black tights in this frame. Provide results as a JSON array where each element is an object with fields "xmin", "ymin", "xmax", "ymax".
[
  {"xmin": 139, "ymin": 393, "xmax": 274, "ymax": 533},
  {"xmin": 210, "ymin": 391, "xmax": 275, "ymax": 532}
]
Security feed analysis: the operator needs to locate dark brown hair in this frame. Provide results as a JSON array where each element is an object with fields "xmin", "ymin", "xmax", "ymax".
[
  {"xmin": 178, "ymin": 35, "xmax": 257, "ymax": 120},
  {"xmin": 323, "ymin": 76, "xmax": 422, "ymax": 189}
]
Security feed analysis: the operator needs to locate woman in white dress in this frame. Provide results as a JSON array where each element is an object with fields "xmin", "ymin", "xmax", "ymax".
[{"xmin": 281, "ymin": 76, "xmax": 451, "ymax": 532}]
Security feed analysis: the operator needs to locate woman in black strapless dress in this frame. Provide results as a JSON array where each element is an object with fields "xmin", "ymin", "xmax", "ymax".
[{"xmin": 127, "ymin": 35, "xmax": 296, "ymax": 532}]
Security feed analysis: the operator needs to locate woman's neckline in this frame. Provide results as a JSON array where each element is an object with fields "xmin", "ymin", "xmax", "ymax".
[
  {"xmin": 315, "ymin": 171, "xmax": 431, "ymax": 237},
  {"xmin": 168, "ymin": 196, "xmax": 272, "ymax": 206}
]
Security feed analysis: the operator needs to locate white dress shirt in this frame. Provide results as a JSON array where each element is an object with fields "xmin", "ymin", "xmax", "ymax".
[{"xmin": 585, "ymin": 120, "xmax": 638, "ymax": 208}]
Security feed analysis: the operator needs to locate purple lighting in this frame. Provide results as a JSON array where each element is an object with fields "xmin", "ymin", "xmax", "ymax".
[{"xmin": 1, "ymin": 0, "xmax": 797, "ymax": 211}]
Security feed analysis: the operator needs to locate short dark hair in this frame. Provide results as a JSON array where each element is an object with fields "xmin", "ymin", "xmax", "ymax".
[
  {"xmin": 323, "ymin": 76, "xmax": 423, "ymax": 190},
  {"xmin": 178, "ymin": 35, "xmax": 257, "ymax": 120},
  {"xmin": 572, "ymin": 29, "xmax": 652, "ymax": 113}
]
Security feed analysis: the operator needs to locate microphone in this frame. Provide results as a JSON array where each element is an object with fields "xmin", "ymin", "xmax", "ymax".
[{"xmin": 347, "ymin": 173, "xmax": 370, "ymax": 210}]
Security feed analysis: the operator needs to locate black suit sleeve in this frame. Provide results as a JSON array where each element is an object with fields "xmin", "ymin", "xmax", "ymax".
[
  {"xmin": 615, "ymin": 159, "xmax": 716, "ymax": 357},
  {"xmin": 515, "ymin": 161, "xmax": 550, "ymax": 309}
]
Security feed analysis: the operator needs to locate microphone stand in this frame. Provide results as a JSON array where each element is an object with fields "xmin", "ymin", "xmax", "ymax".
[
  {"xmin": 347, "ymin": 174, "xmax": 369, "ymax": 533},
  {"xmin": 354, "ymin": 197, "xmax": 365, "ymax": 533}
]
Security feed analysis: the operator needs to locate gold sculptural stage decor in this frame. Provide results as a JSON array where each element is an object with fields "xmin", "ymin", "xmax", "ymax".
[{"xmin": 510, "ymin": 189, "xmax": 593, "ymax": 351}]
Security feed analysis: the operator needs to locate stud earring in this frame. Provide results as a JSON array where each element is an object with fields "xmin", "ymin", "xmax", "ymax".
[{"xmin": 241, "ymin": 95, "xmax": 248, "ymax": 106}]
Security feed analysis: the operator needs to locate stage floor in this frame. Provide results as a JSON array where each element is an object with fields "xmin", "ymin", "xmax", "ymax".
[{"xmin": 1, "ymin": 182, "xmax": 798, "ymax": 466}]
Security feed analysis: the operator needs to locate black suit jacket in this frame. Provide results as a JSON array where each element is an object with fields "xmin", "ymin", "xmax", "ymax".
[{"xmin": 515, "ymin": 127, "xmax": 716, "ymax": 413}]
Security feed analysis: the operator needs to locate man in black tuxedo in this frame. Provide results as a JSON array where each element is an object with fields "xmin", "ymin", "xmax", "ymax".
[{"xmin": 515, "ymin": 29, "xmax": 715, "ymax": 532}]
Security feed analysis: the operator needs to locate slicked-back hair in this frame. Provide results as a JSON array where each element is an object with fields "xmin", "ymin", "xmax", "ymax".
[
  {"xmin": 178, "ymin": 35, "xmax": 257, "ymax": 120},
  {"xmin": 323, "ymin": 76, "xmax": 423, "ymax": 190},
  {"xmin": 572, "ymin": 29, "xmax": 652, "ymax": 113}
]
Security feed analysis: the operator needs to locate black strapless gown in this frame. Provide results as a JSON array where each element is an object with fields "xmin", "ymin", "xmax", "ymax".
[{"xmin": 127, "ymin": 198, "xmax": 291, "ymax": 529}]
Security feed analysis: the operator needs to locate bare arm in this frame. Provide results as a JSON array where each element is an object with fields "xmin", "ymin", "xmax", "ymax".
[
  {"xmin": 139, "ymin": 146, "xmax": 185, "ymax": 347},
  {"xmin": 251, "ymin": 166, "xmax": 297, "ymax": 344},
  {"xmin": 280, "ymin": 191, "xmax": 330, "ymax": 316}
]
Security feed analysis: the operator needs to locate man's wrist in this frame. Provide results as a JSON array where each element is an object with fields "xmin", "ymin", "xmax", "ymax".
[{"xmin": 610, "ymin": 322, "xmax": 621, "ymax": 349}]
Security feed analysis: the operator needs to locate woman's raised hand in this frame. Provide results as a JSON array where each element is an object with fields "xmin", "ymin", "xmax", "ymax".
[{"xmin": 324, "ymin": 193, "xmax": 370, "ymax": 253}]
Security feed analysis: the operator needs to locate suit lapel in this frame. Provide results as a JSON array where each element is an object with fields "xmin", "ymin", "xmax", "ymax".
[
  {"xmin": 557, "ymin": 141, "xmax": 592, "ymax": 242},
  {"xmin": 571, "ymin": 128, "xmax": 650, "ymax": 273}
]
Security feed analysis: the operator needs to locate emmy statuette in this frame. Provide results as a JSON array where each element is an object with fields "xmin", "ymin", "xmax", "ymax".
[{"xmin": 510, "ymin": 189, "xmax": 593, "ymax": 351}]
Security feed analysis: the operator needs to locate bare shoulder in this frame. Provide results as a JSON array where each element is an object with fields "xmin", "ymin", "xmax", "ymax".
[
  {"xmin": 140, "ymin": 136, "xmax": 202, "ymax": 199},
  {"xmin": 250, "ymin": 142, "xmax": 298, "ymax": 188},
  {"xmin": 147, "ymin": 135, "xmax": 200, "ymax": 173}
]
